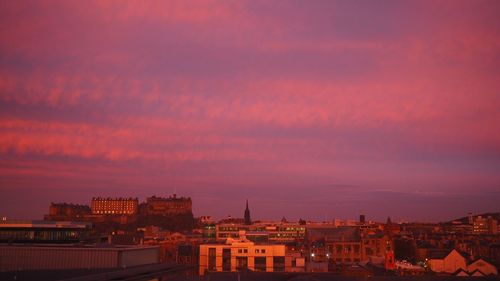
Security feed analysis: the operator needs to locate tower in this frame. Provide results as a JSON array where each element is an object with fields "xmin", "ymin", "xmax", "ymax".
[
  {"xmin": 385, "ymin": 250, "xmax": 395, "ymax": 270},
  {"xmin": 386, "ymin": 216, "xmax": 392, "ymax": 225},
  {"xmin": 359, "ymin": 214, "xmax": 366, "ymax": 225},
  {"xmin": 244, "ymin": 200, "xmax": 252, "ymax": 225},
  {"xmin": 385, "ymin": 216, "xmax": 393, "ymax": 236}
]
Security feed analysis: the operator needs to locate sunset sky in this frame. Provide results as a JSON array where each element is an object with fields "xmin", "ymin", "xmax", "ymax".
[{"xmin": 1, "ymin": 1, "xmax": 499, "ymax": 222}]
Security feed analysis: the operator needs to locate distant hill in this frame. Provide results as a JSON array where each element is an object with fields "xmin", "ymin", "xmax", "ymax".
[{"xmin": 446, "ymin": 212, "xmax": 499, "ymax": 224}]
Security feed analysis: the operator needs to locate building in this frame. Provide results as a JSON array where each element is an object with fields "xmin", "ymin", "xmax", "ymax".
[
  {"xmin": 91, "ymin": 197, "xmax": 139, "ymax": 215},
  {"xmin": 145, "ymin": 194, "xmax": 192, "ymax": 216},
  {"xmin": 490, "ymin": 244, "xmax": 500, "ymax": 269},
  {"xmin": 384, "ymin": 217, "xmax": 401, "ymax": 235},
  {"xmin": 306, "ymin": 226, "xmax": 393, "ymax": 266},
  {"xmin": 359, "ymin": 215, "xmax": 366, "ymax": 225},
  {"xmin": 199, "ymin": 216, "xmax": 215, "ymax": 225},
  {"xmin": 473, "ymin": 216, "xmax": 498, "ymax": 234},
  {"xmin": 308, "ymin": 227, "xmax": 363, "ymax": 266},
  {"xmin": 394, "ymin": 260, "xmax": 425, "ymax": 275},
  {"xmin": 216, "ymin": 223, "xmax": 306, "ymax": 243},
  {"xmin": 0, "ymin": 220, "xmax": 92, "ymax": 243},
  {"xmin": 467, "ymin": 258, "xmax": 498, "ymax": 276},
  {"xmin": 44, "ymin": 203, "xmax": 91, "ymax": 221},
  {"xmin": 448, "ymin": 220, "xmax": 473, "ymax": 234},
  {"xmin": 427, "ymin": 249, "xmax": 467, "ymax": 274},
  {"xmin": 429, "ymin": 255, "xmax": 498, "ymax": 276},
  {"xmin": 202, "ymin": 224, "xmax": 216, "ymax": 240},
  {"xmin": 332, "ymin": 219, "xmax": 358, "ymax": 227},
  {"xmin": 199, "ymin": 231, "xmax": 304, "ymax": 275},
  {"xmin": 142, "ymin": 230, "xmax": 200, "ymax": 264},
  {"xmin": 0, "ymin": 245, "xmax": 159, "ymax": 271}
]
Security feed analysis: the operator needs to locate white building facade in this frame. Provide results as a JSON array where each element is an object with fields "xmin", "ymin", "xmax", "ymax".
[{"xmin": 199, "ymin": 235, "xmax": 287, "ymax": 275}]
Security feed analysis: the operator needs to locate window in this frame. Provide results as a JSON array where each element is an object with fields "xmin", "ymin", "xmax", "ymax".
[
  {"xmin": 261, "ymin": 249, "xmax": 266, "ymax": 254},
  {"xmin": 254, "ymin": 257, "xmax": 266, "ymax": 271},
  {"xmin": 243, "ymin": 249, "xmax": 248, "ymax": 253},
  {"xmin": 222, "ymin": 249, "xmax": 231, "ymax": 271},
  {"xmin": 255, "ymin": 249, "xmax": 260, "ymax": 253},
  {"xmin": 344, "ymin": 245, "xmax": 351, "ymax": 253},
  {"xmin": 336, "ymin": 245, "xmax": 342, "ymax": 254},
  {"xmin": 236, "ymin": 257, "xmax": 248, "ymax": 271},
  {"xmin": 208, "ymin": 248, "xmax": 216, "ymax": 271},
  {"xmin": 273, "ymin": 256, "xmax": 285, "ymax": 272}
]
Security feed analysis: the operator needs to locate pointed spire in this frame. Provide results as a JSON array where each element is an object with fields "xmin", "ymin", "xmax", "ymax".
[{"xmin": 244, "ymin": 199, "xmax": 251, "ymax": 225}]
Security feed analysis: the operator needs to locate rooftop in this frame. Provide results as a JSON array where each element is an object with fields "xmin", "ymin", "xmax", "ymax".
[
  {"xmin": 0, "ymin": 220, "xmax": 92, "ymax": 229},
  {"xmin": 307, "ymin": 226, "xmax": 361, "ymax": 241}
]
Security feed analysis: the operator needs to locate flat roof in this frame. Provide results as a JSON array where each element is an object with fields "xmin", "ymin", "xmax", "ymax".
[
  {"xmin": 0, "ymin": 244, "xmax": 159, "ymax": 251},
  {"xmin": 0, "ymin": 220, "xmax": 92, "ymax": 229}
]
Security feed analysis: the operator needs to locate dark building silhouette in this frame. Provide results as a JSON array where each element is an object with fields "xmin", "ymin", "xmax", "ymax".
[
  {"xmin": 360, "ymin": 214, "xmax": 366, "ymax": 224},
  {"xmin": 384, "ymin": 216, "xmax": 400, "ymax": 236},
  {"xmin": 306, "ymin": 227, "xmax": 394, "ymax": 265},
  {"xmin": 244, "ymin": 200, "xmax": 252, "ymax": 225},
  {"xmin": 144, "ymin": 194, "xmax": 192, "ymax": 216},
  {"xmin": 44, "ymin": 203, "xmax": 91, "ymax": 221},
  {"xmin": 0, "ymin": 220, "xmax": 92, "ymax": 243}
]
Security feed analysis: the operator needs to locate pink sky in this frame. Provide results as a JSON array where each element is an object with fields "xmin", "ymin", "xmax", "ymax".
[{"xmin": 1, "ymin": 0, "xmax": 499, "ymax": 222}]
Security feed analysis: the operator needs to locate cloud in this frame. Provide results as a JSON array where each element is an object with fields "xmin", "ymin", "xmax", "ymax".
[{"xmin": 1, "ymin": 0, "xmax": 499, "ymax": 220}]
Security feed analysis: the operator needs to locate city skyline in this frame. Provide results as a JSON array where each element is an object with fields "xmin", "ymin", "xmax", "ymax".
[
  {"xmin": 2, "ymin": 191, "xmax": 498, "ymax": 224},
  {"xmin": 1, "ymin": 1, "xmax": 500, "ymax": 222}
]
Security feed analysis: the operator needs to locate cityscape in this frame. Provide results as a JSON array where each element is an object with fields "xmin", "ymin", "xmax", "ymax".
[
  {"xmin": 1, "ymin": 0, "xmax": 500, "ymax": 280},
  {"xmin": 0, "ymin": 195, "xmax": 499, "ymax": 280}
]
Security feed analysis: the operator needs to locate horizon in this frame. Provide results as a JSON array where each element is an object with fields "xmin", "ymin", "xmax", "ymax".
[
  {"xmin": 2, "ymin": 193, "xmax": 497, "ymax": 224},
  {"xmin": 1, "ymin": 1, "xmax": 500, "ymax": 223}
]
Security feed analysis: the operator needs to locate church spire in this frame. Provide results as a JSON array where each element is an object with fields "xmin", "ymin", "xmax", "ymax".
[{"xmin": 244, "ymin": 199, "xmax": 252, "ymax": 225}]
